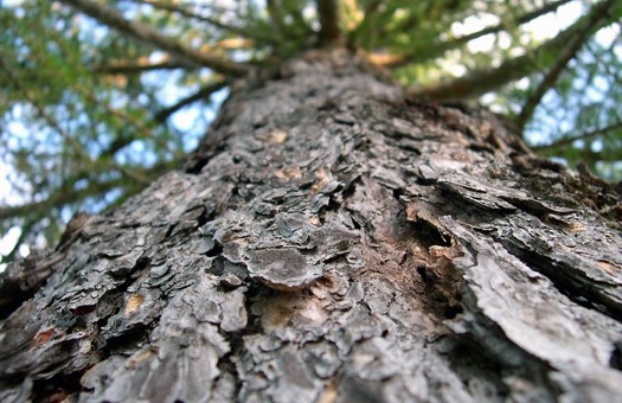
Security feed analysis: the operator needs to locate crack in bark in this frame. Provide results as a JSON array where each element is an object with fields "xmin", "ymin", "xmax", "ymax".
[{"xmin": 499, "ymin": 237, "xmax": 622, "ymax": 322}]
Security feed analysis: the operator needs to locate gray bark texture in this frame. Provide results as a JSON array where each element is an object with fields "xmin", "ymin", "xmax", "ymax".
[{"xmin": 1, "ymin": 49, "xmax": 622, "ymax": 402}]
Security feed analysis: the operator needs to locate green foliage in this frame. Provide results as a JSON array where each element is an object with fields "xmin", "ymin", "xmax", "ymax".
[{"xmin": 1, "ymin": 0, "xmax": 621, "ymax": 261}]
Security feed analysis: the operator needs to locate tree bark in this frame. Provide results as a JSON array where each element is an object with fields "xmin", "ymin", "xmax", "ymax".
[{"xmin": 1, "ymin": 48, "xmax": 622, "ymax": 402}]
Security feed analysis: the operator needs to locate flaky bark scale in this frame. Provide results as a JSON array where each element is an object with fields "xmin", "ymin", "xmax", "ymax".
[{"xmin": 1, "ymin": 49, "xmax": 622, "ymax": 402}]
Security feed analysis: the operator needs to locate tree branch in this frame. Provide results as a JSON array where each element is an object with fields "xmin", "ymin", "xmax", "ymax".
[
  {"xmin": 372, "ymin": 0, "xmax": 574, "ymax": 68},
  {"xmin": 533, "ymin": 121, "xmax": 622, "ymax": 151},
  {"xmin": 1, "ymin": 54, "xmax": 153, "ymax": 185},
  {"xmin": 317, "ymin": 0, "xmax": 341, "ymax": 45},
  {"xmin": 154, "ymin": 79, "xmax": 229, "ymax": 122},
  {"xmin": 0, "ymin": 156, "xmax": 175, "ymax": 224},
  {"xmin": 81, "ymin": 92, "xmax": 178, "ymax": 157},
  {"xmin": 59, "ymin": 0, "xmax": 249, "ymax": 76},
  {"xmin": 0, "ymin": 57, "xmax": 90, "ymax": 161},
  {"xmin": 0, "ymin": 178, "xmax": 125, "ymax": 221},
  {"xmin": 95, "ymin": 38, "xmax": 255, "ymax": 75},
  {"xmin": 408, "ymin": 0, "xmax": 621, "ymax": 101},
  {"xmin": 93, "ymin": 60, "xmax": 192, "ymax": 74},
  {"xmin": 515, "ymin": 2, "xmax": 611, "ymax": 132}
]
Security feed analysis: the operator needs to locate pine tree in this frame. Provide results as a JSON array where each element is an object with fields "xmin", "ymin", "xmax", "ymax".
[{"xmin": 1, "ymin": 1, "xmax": 622, "ymax": 401}]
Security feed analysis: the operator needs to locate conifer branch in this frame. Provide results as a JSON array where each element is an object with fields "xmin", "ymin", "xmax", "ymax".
[
  {"xmin": 155, "ymin": 79, "xmax": 229, "ymax": 123},
  {"xmin": 93, "ymin": 60, "xmax": 192, "ymax": 74},
  {"xmin": 533, "ymin": 121, "xmax": 622, "ymax": 151},
  {"xmin": 266, "ymin": 0, "xmax": 287, "ymax": 35},
  {"xmin": 81, "ymin": 93, "xmax": 177, "ymax": 157},
  {"xmin": 408, "ymin": 0, "xmax": 621, "ymax": 101},
  {"xmin": 515, "ymin": 16, "xmax": 595, "ymax": 133},
  {"xmin": 95, "ymin": 38, "xmax": 255, "ymax": 75},
  {"xmin": 0, "ymin": 54, "xmax": 151, "ymax": 185},
  {"xmin": 0, "ymin": 178, "xmax": 125, "ymax": 220},
  {"xmin": 372, "ymin": 0, "xmax": 574, "ymax": 68},
  {"xmin": 59, "ymin": 0, "xmax": 248, "ymax": 76},
  {"xmin": 130, "ymin": 0, "xmax": 275, "ymax": 43}
]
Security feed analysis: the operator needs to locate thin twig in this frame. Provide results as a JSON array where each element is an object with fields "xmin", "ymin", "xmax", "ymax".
[
  {"xmin": 155, "ymin": 79, "xmax": 229, "ymax": 122},
  {"xmin": 93, "ymin": 60, "xmax": 192, "ymax": 74},
  {"xmin": 0, "ymin": 178, "xmax": 126, "ymax": 220},
  {"xmin": 81, "ymin": 92, "xmax": 178, "ymax": 157},
  {"xmin": 533, "ymin": 121, "xmax": 622, "ymax": 151}
]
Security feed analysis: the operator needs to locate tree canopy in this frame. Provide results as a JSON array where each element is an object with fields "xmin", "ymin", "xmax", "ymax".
[{"xmin": 1, "ymin": 0, "xmax": 621, "ymax": 261}]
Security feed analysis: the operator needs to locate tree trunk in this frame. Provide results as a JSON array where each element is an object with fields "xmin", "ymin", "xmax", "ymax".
[{"xmin": 2, "ymin": 49, "xmax": 622, "ymax": 402}]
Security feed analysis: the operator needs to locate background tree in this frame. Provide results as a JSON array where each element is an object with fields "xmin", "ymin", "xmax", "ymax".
[
  {"xmin": 1, "ymin": 1, "xmax": 622, "ymax": 401},
  {"xmin": 1, "ymin": 0, "xmax": 621, "ymax": 261}
]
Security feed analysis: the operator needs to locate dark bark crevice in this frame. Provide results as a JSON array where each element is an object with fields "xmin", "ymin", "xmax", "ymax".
[{"xmin": 498, "ymin": 236, "xmax": 622, "ymax": 322}]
